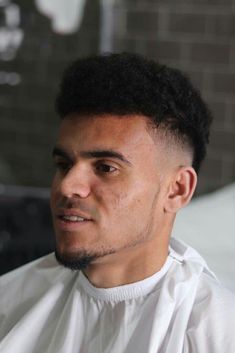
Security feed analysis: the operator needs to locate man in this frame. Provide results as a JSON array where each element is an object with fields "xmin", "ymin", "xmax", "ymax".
[{"xmin": 0, "ymin": 53, "xmax": 235, "ymax": 352}]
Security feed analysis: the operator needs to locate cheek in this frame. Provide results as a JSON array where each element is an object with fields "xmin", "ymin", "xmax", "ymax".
[
  {"xmin": 127, "ymin": 181, "xmax": 161, "ymax": 215},
  {"xmin": 95, "ymin": 188, "xmax": 125, "ymax": 211},
  {"xmin": 94, "ymin": 182, "xmax": 129, "ymax": 218},
  {"xmin": 95, "ymin": 176, "xmax": 160, "ymax": 220}
]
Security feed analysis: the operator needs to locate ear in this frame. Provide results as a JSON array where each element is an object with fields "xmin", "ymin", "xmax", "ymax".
[{"xmin": 164, "ymin": 167, "xmax": 197, "ymax": 213}]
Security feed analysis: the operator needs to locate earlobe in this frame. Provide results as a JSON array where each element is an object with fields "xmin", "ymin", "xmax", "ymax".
[{"xmin": 164, "ymin": 167, "xmax": 197, "ymax": 213}]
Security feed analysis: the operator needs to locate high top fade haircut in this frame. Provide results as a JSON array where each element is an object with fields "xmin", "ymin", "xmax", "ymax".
[{"xmin": 55, "ymin": 52, "xmax": 212, "ymax": 173}]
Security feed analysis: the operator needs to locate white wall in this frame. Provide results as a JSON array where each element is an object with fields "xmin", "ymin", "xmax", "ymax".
[{"xmin": 172, "ymin": 183, "xmax": 235, "ymax": 292}]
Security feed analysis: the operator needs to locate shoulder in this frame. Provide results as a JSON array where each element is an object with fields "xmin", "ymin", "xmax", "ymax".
[
  {"xmin": 0, "ymin": 253, "xmax": 59, "ymax": 316},
  {"xmin": 0, "ymin": 252, "xmax": 76, "ymax": 302},
  {"xmin": 170, "ymin": 237, "xmax": 235, "ymax": 352},
  {"xmin": 191, "ymin": 271, "xmax": 235, "ymax": 322},
  {"xmin": 185, "ymin": 271, "xmax": 235, "ymax": 352},
  {"xmin": 0, "ymin": 253, "xmax": 76, "ymax": 339},
  {"xmin": 0, "ymin": 253, "xmax": 58, "ymax": 290}
]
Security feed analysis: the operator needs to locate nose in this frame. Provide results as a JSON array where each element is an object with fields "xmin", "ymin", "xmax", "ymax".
[{"xmin": 58, "ymin": 164, "xmax": 91, "ymax": 199}]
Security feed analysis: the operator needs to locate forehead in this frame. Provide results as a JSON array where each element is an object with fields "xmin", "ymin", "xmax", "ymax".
[{"xmin": 57, "ymin": 114, "xmax": 158, "ymax": 153}]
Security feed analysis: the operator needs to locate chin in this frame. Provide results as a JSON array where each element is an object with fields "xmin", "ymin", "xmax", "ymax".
[
  {"xmin": 54, "ymin": 242, "xmax": 117, "ymax": 270},
  {"xmin": 54, "ymin": 247, "xmax": 97, "ymax": 271}
]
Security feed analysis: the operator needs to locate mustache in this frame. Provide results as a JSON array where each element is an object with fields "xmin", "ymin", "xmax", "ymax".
[{"xmin": 54, "ymin": 198, "xmax": 99, "ymax": 219}]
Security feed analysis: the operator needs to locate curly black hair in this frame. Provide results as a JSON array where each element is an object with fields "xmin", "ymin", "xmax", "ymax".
[{"xmin": 55, "ymin": 52, "xmax": 212, "ymax": 173}]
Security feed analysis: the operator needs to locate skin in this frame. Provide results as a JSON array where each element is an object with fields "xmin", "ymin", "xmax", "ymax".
[{"xmin": 50, "ymin": 114, "xmax": 197, "ymax": 288}]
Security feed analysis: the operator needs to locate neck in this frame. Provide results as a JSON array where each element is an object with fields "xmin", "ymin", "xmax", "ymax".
[{"xmin": 82, "ymin": 235, "xmax": 169, "ymax": 288}]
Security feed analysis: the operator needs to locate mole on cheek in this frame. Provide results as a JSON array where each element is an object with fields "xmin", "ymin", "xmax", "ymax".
[{"xmin": 95, "ymin": 192, "xmax": 103, "ymax": 203}]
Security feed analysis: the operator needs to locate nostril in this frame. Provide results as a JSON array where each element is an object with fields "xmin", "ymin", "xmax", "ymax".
[{"xmin": 60, "ymin": 179, "xmax": 91, "ymax": 199}]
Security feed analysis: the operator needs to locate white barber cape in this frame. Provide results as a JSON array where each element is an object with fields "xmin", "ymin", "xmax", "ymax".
[{"xmin": 0, "ymin": 237, "xmax": 235, "ymax": 353}]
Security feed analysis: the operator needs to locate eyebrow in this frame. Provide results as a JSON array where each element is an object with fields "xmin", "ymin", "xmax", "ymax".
[{"xmin": 52, "ymin": 146, "xmax": 132, "ymax": 166}]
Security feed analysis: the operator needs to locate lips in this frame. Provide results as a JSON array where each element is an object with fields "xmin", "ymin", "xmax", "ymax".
[
  {"xmin": 56, "ymin": 208, "xmax": 93, "ymax": 221},
  {"xmin": 54, "ymin": 208, "xmax": 93, "ymax": 231}
]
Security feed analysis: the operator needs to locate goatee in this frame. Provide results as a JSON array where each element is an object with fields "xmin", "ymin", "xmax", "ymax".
[{"xmin": 54, "ymin": 249, "xmax": 97, "ymax": 271}]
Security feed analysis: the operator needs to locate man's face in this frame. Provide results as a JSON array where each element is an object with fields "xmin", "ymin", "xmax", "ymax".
[{"xmin": 50, "ymin": 114, "xmax": 172, "ymax": 270}]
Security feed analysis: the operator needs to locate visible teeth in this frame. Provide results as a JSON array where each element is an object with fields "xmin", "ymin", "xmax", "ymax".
[{"xmin": 62, "ymin": 215, "xmax": 87, "ymax": 222}]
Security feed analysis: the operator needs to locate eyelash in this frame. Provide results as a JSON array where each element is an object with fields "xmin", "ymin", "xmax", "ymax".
[
  {"xmin": 95, "ymin": 163, "xmax": 117, "ymax": 174},
  {"xmin": 54, "ymin": 160, "xmax": 117, "ymax": 174}
]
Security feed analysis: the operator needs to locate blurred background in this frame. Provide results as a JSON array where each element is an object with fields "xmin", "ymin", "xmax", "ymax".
[{"xmin": 0, "ymin": 0, "xmax": 234, "ymax": 289}]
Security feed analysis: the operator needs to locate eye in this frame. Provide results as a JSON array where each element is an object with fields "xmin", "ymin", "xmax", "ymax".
[{"xmin": 96, "ymin": 163, "xmax": 117, "ymax": 174}]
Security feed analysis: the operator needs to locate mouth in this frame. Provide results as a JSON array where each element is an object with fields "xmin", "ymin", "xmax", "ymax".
[{"xmin": 55, "ymin": 212, "xmax": 94, "ymax": 231}]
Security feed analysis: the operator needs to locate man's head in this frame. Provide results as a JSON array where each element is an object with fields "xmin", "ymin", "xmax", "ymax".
[{"xmin": 51, "ymin": 53, "xmax": 212, "ymax": 274}]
